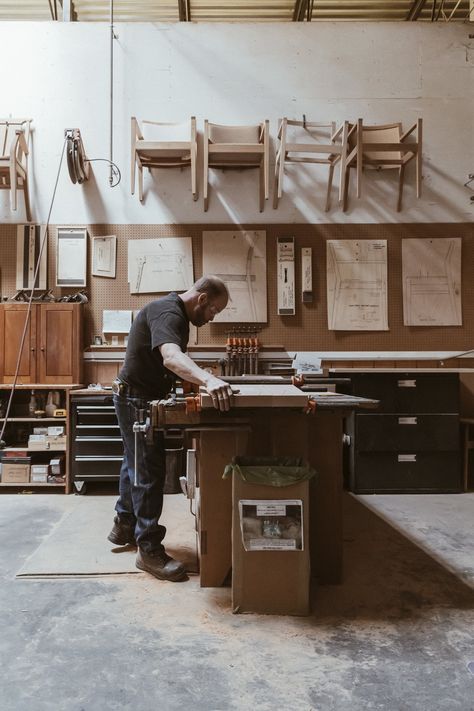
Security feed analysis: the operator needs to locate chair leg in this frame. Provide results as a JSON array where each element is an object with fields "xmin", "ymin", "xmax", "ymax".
[
  {"xmin": 342, "ymin": 168, "xmax": 350, "ymax": 212},
  {"xmin": 273, "ymin": 158, "xmax": 280, "ymax": 209},
  {"xmin": 263, "ymin": 139, "xmax": 269, "ymax": 202},
  {"xmin": 356, "ymin": 119, "xmax": 363, "ymax": 198},
  {"xmin": 325, "ymin": 164, "xmax": 335, "ymax": 212},
  {"xmin": 138, "ymin": 164, "xmax": 144, "ymax": 203},
  {"xmin": 191, "ymin": 144, "xmax": 198, "ymax": 201},
  {"xmin": 273, "ymin": 151, "xmax": 284, "ymax": 210},
  {"xmin": 131, "ymin": 152, "xmax": 136, "ymax": 195},
  {"xmin": 203, "ymin": 147, "xmax": 209, "ymax": 212},
  {"xmin": 23, "ymin": 175, "xmax": 32, "ymax": 223},
  {"xmin": 10, "ymin": 163, "xmax": 17, "ymax": 212},
  {"xmin": 397, "ymin": 165, "xmax": 405, "ymax": 212}
]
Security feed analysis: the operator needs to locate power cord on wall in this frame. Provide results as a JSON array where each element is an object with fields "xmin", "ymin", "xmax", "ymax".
[{"xmin": 464, "ymin": 174, "xmax": 474, "ymax": 203}]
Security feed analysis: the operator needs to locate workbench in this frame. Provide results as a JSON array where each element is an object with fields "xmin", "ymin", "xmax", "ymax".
[{"xmin": 151, "ymin": 382, "xmax": 378, "ymax": 586}]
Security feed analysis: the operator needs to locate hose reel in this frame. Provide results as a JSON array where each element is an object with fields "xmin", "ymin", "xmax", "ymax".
[{"xmin": 65, "ymin": 128, "xmax": 90, "ymax": 184}]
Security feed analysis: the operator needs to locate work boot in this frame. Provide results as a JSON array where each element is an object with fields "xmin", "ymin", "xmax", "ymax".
[
  {"xmin": 136, "ymin": 548, "xmax": 187, "ymax": 582},
  {"xmin": 107, "ymin": 516, "xmax": 136, "ymax": 546}
]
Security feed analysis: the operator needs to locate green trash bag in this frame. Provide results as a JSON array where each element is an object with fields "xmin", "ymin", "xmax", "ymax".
[{"xmin": 223, "ymin": 456, "xmax": 317, "ymax": 487}]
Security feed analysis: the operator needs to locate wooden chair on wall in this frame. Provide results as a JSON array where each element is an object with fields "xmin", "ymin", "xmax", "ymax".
[
  {"xmin": 273, "ymin": 118, "xmax": 349, "ymax": 211},
  {"xmin": 131, "ymin": 116, "xmax": 197, "ymax": 202},
  {"xmin": 0, "ymin": 119, "xmax": 32, "ymax": 222},
  {"xmin": 342, "ymin": 118, "xmax": 422, "ymax": 212},
  {"xmin": 203, "ymin": 120, "xmax": 269, "ymax": 212}
]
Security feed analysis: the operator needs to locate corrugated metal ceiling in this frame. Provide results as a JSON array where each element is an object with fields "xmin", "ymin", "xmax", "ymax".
[{"xmin": 0, "ymin": 0, "xmax": 470, "ymax": 22}]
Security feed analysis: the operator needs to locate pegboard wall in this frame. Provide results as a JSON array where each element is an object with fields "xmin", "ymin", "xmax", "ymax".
[{"xmin": 1, "ymin": 222, "xmax": 473, "ymax": 354}]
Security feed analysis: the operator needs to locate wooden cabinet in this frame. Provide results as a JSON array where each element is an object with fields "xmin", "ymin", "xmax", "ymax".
[{"xmin": 0, "ymin": 303, "xmax": 83, "ymax": 385}]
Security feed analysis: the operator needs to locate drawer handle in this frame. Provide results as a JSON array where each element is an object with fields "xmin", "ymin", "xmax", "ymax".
[
  {"xmin": 76, "ymin": 406, "xmax": 115, "ymax": 411},
  {"xmin": 76, "ymin": 425, "xmax": 118, "ymax": 430},
  {"xmin": 398, "ymin": 454, "xmax": 416, "ymax": 462},
  {"xmin": 76, "ymin": 436, "xmax": 122, "ymax": 442},
  {"xmin": 397, "ymin": 380, "xmax": 416, "ymax": 388},
  {"xmin": 75, "ymin": 456, "xmax": 123, "ymax": 462},
  {"xmin": 398, "ymin": 417, "xmax": 418, "ymax": 425}
]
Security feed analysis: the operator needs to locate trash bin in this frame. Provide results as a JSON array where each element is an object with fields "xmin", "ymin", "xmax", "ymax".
[{"xmin": 225, "ymin": 456, "xmax": 316, "ymax": 616}]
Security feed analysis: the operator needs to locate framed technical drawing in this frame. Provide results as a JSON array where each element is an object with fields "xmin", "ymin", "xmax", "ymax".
[
  {"xmin": 56, "ymin": 226, "xmax": 88, "ymax": 287},
  {"xmin": 16, "ymin": 224, "xmax": 48, "ymax": 290},
  {"xmin": 92, "ymin": 235, "xmax": 117, "ymax": 279}
]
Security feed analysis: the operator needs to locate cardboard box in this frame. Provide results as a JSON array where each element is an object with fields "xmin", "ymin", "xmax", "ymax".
[
  {"xmin": 1, "ymin": 462, "xmax": 30, "ymax": 484},
  {"xmin": 232, "ymin": 476, "xmax": 310, "ymax": 616},
  {"xmin": 30, "ymin": 464, "xmax": 50, "ymax": 483}
]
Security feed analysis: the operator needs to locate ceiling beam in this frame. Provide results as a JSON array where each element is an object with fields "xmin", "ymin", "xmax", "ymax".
[
  {"xmin": 178, "ymin": 0, "xmax": 190, "ymax": 21},
  {"xmin": 293, "ymin": 0, "xmax": 313, "ymax": 21},
  {"xmin": 406, "ymin": 0, "xmax": 429, "ymax": 20},
  {"xmin": 61, "ymin": 0, "xmax": 73, "ymax": 21}
]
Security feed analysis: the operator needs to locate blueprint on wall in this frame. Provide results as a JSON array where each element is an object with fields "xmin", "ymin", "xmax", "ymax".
[
  {"xmin": 402, "ymin": 238, "xmax": 462, "ymax": 326},
  {"xmin": 327, "ymin": 240, "xmax": 388, "ymax": 331},
  {"xmin": 202, "ymin": 230, "xmax": 267, "ymax": 323},
  {"xmin": 127, "ymin": 238, "xmax": 194, "ymax": 294}
]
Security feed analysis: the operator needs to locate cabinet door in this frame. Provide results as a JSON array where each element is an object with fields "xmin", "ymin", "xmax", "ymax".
[
  {"xmin": 37, "ymin": 304, "xmax": 82, "ymax": 384},
  {"xmin": 0, "ymin": 304, "xmax": 37, "ymax": 383}
]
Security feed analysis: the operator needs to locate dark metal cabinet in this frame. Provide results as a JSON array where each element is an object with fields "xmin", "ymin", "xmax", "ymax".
[
  {"xmin": 342, "ymin": 372, "xmax": 461, "ymax": 493},
  {"xmin": 70, "ymin": 394, "xmax": 123, "ymax": 491}
]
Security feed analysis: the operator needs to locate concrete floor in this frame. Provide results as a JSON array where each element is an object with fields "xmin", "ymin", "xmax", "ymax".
[{"xmin": 1, "ymin": 490, "xmax": 473, "ymax": 711}]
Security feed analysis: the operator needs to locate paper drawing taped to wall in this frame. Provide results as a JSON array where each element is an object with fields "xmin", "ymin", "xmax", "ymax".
[
  {"xmin": 402, "ymin": 238, "xmax": 462, "ymax": 326},
  {"xmin": 327, "ymin": 240, "xmax": 388, "ymax": 331},
  {"xmin": 202, "ymin": 230, "xmax": 267, "ymax": 323},
  {"xmin": 127, "ymin": 238, "xmax": 194, "ymax": 294}
]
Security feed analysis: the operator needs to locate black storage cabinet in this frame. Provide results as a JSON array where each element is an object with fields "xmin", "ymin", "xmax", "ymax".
[
  {"xmin": 70, "ymin": 392, "xmax": 184, "ymax": 493},
  {"xmin": 341, "ymin": 372, "xmax": 461, "ymax": 494},
  {"xmin": 70, "ymin": 393, "xmax": 123, "ymax": 491}
]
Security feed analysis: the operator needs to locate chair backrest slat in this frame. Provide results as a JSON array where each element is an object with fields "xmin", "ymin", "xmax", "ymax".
[{"xmin": 208, "ymin": 123, "xmax": 261, "ymax": 144}]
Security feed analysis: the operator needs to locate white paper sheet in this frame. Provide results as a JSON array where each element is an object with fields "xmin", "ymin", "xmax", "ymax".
[
  {"xmin": 128, "ymin": 238, "xmax": 193, "ymax": 294},
  {"xmin": 402, "ymin": 238, "xmax": 462, "ymax": 326},
  {"xmin": 202, "ymin": 230, "xmax": 267, "ymax": 323},
  {"xmin": 327, "ymin": 240, "xmax": 388, "ymax": 331}
]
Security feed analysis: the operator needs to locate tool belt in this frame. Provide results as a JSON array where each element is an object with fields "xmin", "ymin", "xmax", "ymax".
[{"xmin": 111, "ymin": 378, "xmax": 148, "ymax": 400}]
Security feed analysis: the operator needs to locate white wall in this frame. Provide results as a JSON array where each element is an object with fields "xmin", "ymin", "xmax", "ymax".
[{"xmin": 1, "ymin": 21, "xmax": 473, "ymax": 224}]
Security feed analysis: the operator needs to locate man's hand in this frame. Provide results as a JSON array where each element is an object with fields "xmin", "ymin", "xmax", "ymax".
[{"xmin": 204, "ymin": 375, "xmax": 234, "ymax": 412}]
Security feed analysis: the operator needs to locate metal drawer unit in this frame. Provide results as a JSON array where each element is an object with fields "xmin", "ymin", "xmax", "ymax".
[
  {"xmin": 70, "ymin": 394, "xmax": 123, "ymax": 491},
  {"xmin": 342, "ymin": 372, "xmax": 461, "ymax": 494}
]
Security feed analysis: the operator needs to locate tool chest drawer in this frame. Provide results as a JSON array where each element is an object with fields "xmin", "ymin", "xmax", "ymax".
[
  {"xmin": 346, "ymin": 373, "xmax": 459, "ymax": 413},
  {"xmin": 351, "ymin": 451, "xmax": 461, "ymax": 493},
  {"xmin": 73, "ymin": 456, "xmax": 124, "ymax": 479},
  {"xmin": 354, "ymin": 414, "xmax": 460, "ymax": 452},
  {"xmin": 74, "ymin": 436, "xmax": 123, "ymax": 457}
]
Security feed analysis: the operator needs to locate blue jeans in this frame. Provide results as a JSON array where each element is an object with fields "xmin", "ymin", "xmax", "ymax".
[{"xmin": 113, "ymin": 393, "xmax": 166, "ymax": 554}]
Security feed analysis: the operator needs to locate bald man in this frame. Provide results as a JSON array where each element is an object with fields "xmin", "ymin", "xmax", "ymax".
[{"xmin": 109, "ymin": 275, "xmax": 233, "ymax": 581}]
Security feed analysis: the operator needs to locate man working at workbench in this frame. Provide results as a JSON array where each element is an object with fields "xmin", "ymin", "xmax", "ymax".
[{"xmin": 108, "ymin": 275, "xmax": 233, "ymax": 582}]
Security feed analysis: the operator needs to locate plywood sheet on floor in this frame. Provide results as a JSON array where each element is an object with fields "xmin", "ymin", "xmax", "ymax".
[{"xmin": 16, "ymin": 494, "xmax": 197, "ymax": 578}]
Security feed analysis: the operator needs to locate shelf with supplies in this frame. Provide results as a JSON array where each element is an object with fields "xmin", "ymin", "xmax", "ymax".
[{"xmin": 0, "ymin": 384, "xmax": 83, "ymax": 494}]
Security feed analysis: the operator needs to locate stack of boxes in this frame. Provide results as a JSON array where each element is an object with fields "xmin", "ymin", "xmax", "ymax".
[{"xmin": 0, "ymin": 425, "xmax": 66, "ymax": 484}]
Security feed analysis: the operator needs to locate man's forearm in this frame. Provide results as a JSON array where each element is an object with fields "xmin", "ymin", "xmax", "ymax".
[{"xmin": 162, "ymin": 349, "xmax": 213, "ymax": 388}]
